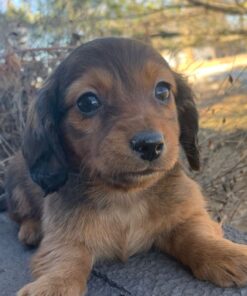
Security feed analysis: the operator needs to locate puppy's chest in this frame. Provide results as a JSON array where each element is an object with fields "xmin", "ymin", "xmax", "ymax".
[{"xmin": 83, "ymin": 201, "xmax": 158, "ymax": 260}]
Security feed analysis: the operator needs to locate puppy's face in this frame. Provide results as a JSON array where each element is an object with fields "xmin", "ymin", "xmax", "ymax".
[
  {"xmin": 63, "ymin": 61, "xmax": 179, "ymax": 190},
  {"xmin": 22, "ymin": 38, "xmax": 199, "ymax": 194}
]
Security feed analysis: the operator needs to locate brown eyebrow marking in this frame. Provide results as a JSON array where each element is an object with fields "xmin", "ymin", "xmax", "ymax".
[
  {"xmin": 65, "ymin": 68, "xmax": 113, "ymax": 106},
  {"xmin": 142, "ymin": 60, "xmax": 176, "ymax": 90}
]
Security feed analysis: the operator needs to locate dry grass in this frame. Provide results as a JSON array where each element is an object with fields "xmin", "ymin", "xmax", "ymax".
[
  {"xmin": 0, "ymin": 52, "xmax": 246, "ymax": 231},
  {"xmin": 191, "ymin": 71, "xmax": 247, "ymax": 232},
  {"xmin": 0, "ymin": 52, "xmax": 66, "ymax": 206},
  {"xmin": 200, "ymin": 94, "xmax": 247, "ymax": 132}
]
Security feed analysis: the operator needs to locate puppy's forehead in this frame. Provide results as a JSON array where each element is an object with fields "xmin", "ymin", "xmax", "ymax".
[{"xmin": 64, "ymin": 39, "xmax": 175, "ymax": 103}]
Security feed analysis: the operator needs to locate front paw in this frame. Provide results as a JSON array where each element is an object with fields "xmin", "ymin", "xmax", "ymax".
[
  {"xmin": 192, "ymin": 241, "xmax": 247, "ymax": 287},
  {"xmin": 18, "ymin": 219, "xmax": 42, "ymax": 247},
  {"xmin": 17, "ymin": 276, "xmax": 86, "ymax": 296}
]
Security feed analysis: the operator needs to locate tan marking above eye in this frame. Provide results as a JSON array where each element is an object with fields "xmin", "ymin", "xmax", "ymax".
[
  {"xmin": 142, "ymin": 60, "xmax": 176, "ymax": 89},
  {"xmin": 65, "ymin": 68, "xmax": 114, "ymax": 107}
]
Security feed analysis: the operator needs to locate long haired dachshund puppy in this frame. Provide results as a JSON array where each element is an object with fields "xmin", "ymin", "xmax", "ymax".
[{"xmin": 5, "ymin": 38, "xmax": 247, "ymax": 296}]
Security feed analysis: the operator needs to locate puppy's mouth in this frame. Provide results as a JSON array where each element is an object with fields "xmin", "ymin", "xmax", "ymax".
[
  {"xmin": 99, "ymin": 168, "xmax": 164, "ymax": 190},
  {"xmin": 118, "ymin": 169, "xmax": 159, "ymax": 178}
]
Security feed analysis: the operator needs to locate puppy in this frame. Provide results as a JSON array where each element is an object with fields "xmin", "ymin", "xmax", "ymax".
[{"xmin": 5, "ymin": 37, "xmax": 247, "ymax": 296}]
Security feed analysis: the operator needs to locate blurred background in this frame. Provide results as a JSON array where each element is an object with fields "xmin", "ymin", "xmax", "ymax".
[{"xmin": 0, "ymin": 0, "xmax": 246, "ymax": 230}]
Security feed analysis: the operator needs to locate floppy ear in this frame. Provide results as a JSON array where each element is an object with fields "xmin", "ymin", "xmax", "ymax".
[
  {"xmin": 173, "ymin": 72, "xmax": 200, "ymax": 171},
  {"xmin": 22, "ymin": 80, "xmax": 68, "ymax": 195}
]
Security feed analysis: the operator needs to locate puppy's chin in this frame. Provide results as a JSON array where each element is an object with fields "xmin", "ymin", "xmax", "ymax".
[{"xmin": 99, "ymin": 169, "xmax": 164, "ymax": 192}]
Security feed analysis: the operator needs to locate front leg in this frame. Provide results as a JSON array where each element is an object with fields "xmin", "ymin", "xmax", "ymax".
[
  {"xmin": 156, "ymin": 209, "xmax": 247, "ymax": 287},
  {"xmin": 153, "ymin": 170, "xmax": 247, "ymax": 288},
  {"xmin": 18, "ymin": 240, "xmax": 93, "ymax": 296}
]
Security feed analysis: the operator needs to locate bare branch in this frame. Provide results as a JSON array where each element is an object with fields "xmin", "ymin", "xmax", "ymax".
[
  {"xmin": 187, "ymin": 0, "xmax": 247, "ymax": 15},
  {"xmin": 150, "ymin": 29, "xmax": 247, "ymax": 40}
]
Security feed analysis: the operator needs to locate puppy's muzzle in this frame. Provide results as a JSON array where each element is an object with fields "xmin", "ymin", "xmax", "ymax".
[{"xmin": 130, "ymin": 131, "xmax": 164, "ymax": 162}]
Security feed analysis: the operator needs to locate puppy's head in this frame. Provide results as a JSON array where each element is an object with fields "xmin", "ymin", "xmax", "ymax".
[{"xmin": 23, "ymin": 38, "xmax": 199, "ymax": 194}]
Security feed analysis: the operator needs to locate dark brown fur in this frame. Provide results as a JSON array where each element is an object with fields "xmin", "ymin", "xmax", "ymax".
[{"xmin": 5, "ymin": 38, "xmax": 247, "ymax": 296}]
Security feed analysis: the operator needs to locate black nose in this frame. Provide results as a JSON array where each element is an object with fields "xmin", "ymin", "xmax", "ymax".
[{"xmin": 130, "ymin": 131, "xmax": 164, "ymax": 161}]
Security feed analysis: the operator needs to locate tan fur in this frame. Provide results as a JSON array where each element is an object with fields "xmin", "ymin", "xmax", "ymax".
[
  {"xmin": 18, "ymin": 243, "xmax": 92, "ymax": 296},
  {"xmin": 18, "ymin": 218, "xmax": 42, "ymax": 246},
  {"xmin": 5, "ymin": 38, "xmax": 247, "ymax": 296},
  {"xmin": 65, "ymin": 68, "xmax": 114, "ymax": 105}
]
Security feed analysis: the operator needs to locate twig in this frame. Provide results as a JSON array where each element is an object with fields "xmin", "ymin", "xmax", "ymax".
[
  {"xmin": 0, "ymin": 135, "xmax": 15, "ymax": 155},
  {"xmin": 0, "ymin": 155, "xmax": 14, "ymax": 166},
  {"xmin": 205, "ymin": 154, "xmax": 247, "ymax": 188},
  {"xmin": 228, "ymin": 191, "xmax": 246, "ymax": 222},
  {"xmin": 187, "ymin": 0, "xmax": 247, "ymax": 15}
]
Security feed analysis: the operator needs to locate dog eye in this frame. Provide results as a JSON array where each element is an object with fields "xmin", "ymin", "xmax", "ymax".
[
  {"xmin": 155, "ymin": 81, "xmax": 171, "ymax": 103},
  {"xmin": 77, "ymin": 92, "xmax": 102, "ymax": 116}
]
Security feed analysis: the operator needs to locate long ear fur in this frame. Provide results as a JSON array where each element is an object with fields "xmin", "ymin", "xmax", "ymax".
[
  {"xmin": 22, "ymin": 80, "xmax": 68, "ymax": 195},
  {"xmin": 174, "ymin": 72, "xmax": 200, "ymax": 171}
]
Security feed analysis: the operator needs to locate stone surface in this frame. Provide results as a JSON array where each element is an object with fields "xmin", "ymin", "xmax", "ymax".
[{"xmin": 0, "ymin": 212, "xmax": 247, "ymax": 296}]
